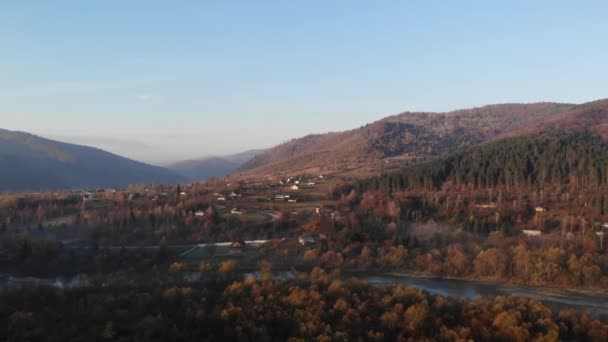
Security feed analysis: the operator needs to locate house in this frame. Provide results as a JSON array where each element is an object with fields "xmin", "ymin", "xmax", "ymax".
[
  {"xmin": 602, "ymin": 222, "xmax": 608, "ymax": 229},
  {"xmin": 83, "ymin": 192, "xmax": 95, "ymax": 202},
  {"xmin": 535, "ymin": 207, "xmax": 547, "ymax": 213},
  {"xmin": 330, "ymin": 212, "xmax": 343, "ymax": 221},
  {"xmin": 298, "ymin": 233, "xmax": 327, "ymax": 246},
  {"xmin": 217, "ymin": 196, "xmax": 226, "ymax": 201},
  {"xmin": 307, "ymin": 182, "xmax": 316, "ymax": 186},
  {"xmin": 231, "ymin": 208, "xmax": 243, "ymax": 215},
  {"xmin": 290, "ymin": 185, "xmax": 300, "ymax": 190},
  {"xmin": 475, "ymin": 204, "xmax": 497, "ymax": 209},
  {"xmin": 195, "ymin": 211, "xmax": 205, "ymax": 217},
  {"xmin": 230, "ymin": 241, "xmax": 245, "ymax": 251},
  {"xmin": 275, "ymin": 194, "xmax": 286, "ymax": 201},
  {"xmin": 288, "ymin": 199, "xmax": 298, "ymax": 203},
  {"xmin": 522, "ymin": 229, "xmax": 542, "ymax": 237}
]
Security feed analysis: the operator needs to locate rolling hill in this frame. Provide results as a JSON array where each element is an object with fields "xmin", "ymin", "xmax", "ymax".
[
  {"xmin": 238, "ymin": 100, "xmax": 608, "ymax": 178},
  {"xmin": 167, "ymin": 149, "xmax": 264, "ymax": 181},
  {"xmin": 0, "ymin": 129, "xmax": 185, "ymax": 192}
]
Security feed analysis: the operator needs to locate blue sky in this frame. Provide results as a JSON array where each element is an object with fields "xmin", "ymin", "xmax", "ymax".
[{"xmin": 1, "ymin": 1, "xmax": 607, "ymax": 164}]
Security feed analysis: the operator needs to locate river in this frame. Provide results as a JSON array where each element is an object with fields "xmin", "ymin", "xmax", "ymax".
[
  {"xmin": 2, "ymin": 272, "xmax": 607, "ymax": 321},
  {"xmin": 362, "ymin": 273, "xmax": 608, "ymax": 321}
]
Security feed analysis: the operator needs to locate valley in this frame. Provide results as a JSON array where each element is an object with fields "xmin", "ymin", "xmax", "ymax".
[{"xmin": 3, "ymin": 100, "xmax": 608, "ymax": 340}]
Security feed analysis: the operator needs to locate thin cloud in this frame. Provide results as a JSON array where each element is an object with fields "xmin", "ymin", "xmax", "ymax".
[{"xmin": 137, "ymin": 94, "xmax": 159, "ymax": 102}]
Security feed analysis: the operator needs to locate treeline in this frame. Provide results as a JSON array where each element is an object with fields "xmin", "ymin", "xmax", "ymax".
[
  {"xmin": 1, "ymin": 269, "xmax": 607, "ymax": 341},
  {"xmin": 360, "ymin": 132, "xmax": 608, "ymax": 192},
  {"xmin": 300, "ymin": 237, "xmax": 608, "ymax": 288}
]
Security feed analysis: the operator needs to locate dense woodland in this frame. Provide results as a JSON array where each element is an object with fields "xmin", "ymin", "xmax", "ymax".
[
  {"xmin": 1, "ymin": 268, "xmax": 607, "ymax": 341},
  {"xmin": 361, "ymin": 132, "xmax": 608, "ymax": 192}
]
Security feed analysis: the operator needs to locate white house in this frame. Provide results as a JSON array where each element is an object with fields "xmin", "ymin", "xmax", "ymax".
[
  {"xmin": 290, "ymin": 185, "xmax": 300, "ymax": 190},
  {"xmin": 475, "ymin": 204, "xmax": 497, "ymax": 209},
  {"xmin": 195, "ymin": 211, "xmax": 205, "ymax": 217},
  {"xmin": 298, "ymin": 233, "xmax": 327, "ymax": 246},
  {"xmin": 522, "ymin": 229, "xmax": 542, "ymax": 237}
]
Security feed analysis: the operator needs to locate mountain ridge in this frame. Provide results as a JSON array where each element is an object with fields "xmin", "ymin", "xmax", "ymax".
[
  {"xmin": 237, "ymin": 100, "xmax": 608, "ymax": 178},
  {"xmin": 167, "ymin": 149, "xmax": 265, "ymax": 181},
  {"xmin": 0, "ymin": 130, "xmax": 185, "ymax": 192}
]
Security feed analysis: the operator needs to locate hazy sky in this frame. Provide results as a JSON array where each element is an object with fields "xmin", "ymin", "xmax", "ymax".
[{"xmin": 1, "ymin": 1, "xmax": 607, "ymax": 164}]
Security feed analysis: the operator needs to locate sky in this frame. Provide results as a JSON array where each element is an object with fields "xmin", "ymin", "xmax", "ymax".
[{"xmin": 1, "ymin": 1, "xmax": 607, "ymax": 164}]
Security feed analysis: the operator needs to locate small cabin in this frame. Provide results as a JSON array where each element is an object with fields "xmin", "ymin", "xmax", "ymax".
[
  {"xmin": 298, "ymin": 233, "xmax": 326, "ymax": 246},
  {"xmin": 522, "ymin": 229, "xmax": 542, "ymax": 237}
]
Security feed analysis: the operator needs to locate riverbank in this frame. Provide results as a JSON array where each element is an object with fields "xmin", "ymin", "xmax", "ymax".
[{"xmin": 369, "ymin": 270, "xmax": 608, "ymax": 297}]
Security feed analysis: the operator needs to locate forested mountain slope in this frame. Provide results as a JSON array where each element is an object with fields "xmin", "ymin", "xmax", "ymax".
[
  {"xmin": 360, "ymin": 132, "xmax": 608, "ymax": 192},
  {"xmin": 0, "ymin": 130, "xmax": 185, "ymax": 191},
  {"xmin": 239, "ymin": 102, "xmax": 576, "ymax": 178}
]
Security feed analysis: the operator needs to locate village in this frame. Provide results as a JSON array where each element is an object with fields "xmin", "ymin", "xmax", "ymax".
[{"xmin": 2, "ymin": 169, "xmax": 608, "ymax": 282}]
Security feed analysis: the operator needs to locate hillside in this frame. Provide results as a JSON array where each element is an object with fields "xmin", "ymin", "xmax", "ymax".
[
  {"xmin": 0, "ymin": 130, "xmax": 185, "ymax": 192},
  {"xmin": 167, "ymin": 149, "xmax": 264, "ymax": 181},
  {"xmin": 360, "ymin": 131, "xmax": 608, "ymax": 192},
  {"xmin": 239, "ymin": 102, "xmax": 577, "ymax": 178}
]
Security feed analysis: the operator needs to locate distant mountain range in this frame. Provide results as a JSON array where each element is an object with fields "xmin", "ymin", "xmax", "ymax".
[
  {"xmin": 166, "ymin": 149, "xmax": 265, "ymax": 181},
  {"xmin": 0, "ymin": 129, "xmax": 185, "ymax": 192},
  {"xmin": 238, "ymin": 99, "xmax": 608, "ymax": 178},
  {"xmin": 3, "ymin": 98, "xmax": 608, "ymax": 191}
]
